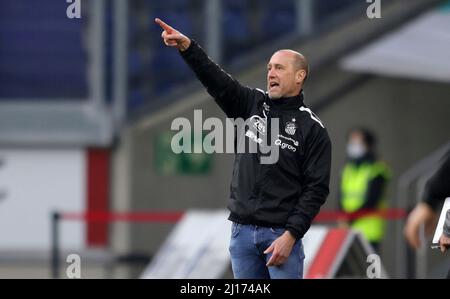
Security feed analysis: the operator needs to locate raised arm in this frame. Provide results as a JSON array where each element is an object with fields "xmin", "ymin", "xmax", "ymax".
[{"xmin": 155, "ymin": 18, "xmax": 255, "ymax": 119}]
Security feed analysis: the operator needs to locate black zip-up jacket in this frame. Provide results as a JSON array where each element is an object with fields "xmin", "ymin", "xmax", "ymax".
[{"xmin": 180, "ymin": 40, "xmax": 331, "ymax": 239}]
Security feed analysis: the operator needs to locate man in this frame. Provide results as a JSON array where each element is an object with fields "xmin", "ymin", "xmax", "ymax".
[
  {"xmin": 156, "ymin": 18, "xmax": 331, "ymax": 279},
  {"xmin": 338, "ymin": 128, "xmax": 390, "ymax": 252},
  {"xmin": 404, "ymin": 149, "xmax": 450, "ymax": 277}
]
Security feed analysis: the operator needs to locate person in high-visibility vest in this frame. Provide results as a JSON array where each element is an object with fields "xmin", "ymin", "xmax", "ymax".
[{"xmin": 339, "ymin": 128, "xmax": 390, "ymax": 251}]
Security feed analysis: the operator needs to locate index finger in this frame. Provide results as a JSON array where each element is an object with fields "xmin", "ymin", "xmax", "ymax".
[
  {"xmin": 266, "ymin": 256, "xmax": 274, "ymax": 266},
  {"xmin": 266, "ymin": 253, "xmax": 277, "ymax": 266},
  {"xmin": 155, "ymin": 18, "xmax": 173, "ymax": 34}
]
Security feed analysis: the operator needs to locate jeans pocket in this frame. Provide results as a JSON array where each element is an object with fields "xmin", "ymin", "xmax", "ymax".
[
  {"xmin": 231, "ymin": 222, "xmax": 241, "ymax": 238},
  {"xmin": 298, "ymin": 241, "xmax": 305, "ymax": 261},
  {"xmin": 270, "ymin": 227, "xmax": 285, "ymax": 236}
]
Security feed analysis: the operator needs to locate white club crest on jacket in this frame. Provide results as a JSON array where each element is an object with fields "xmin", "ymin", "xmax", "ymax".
[{"xmin": 285, "ymin": 122, "xmax": 297, "ymax": 135}]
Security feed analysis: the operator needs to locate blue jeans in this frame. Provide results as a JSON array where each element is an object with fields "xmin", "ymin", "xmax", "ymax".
[{"xmin": 229, "ymin": 222, "xmax": 305, "ymax": 279}]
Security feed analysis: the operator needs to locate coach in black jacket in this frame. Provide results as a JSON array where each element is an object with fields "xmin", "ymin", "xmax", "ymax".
[{"xmin": 156, "ymin": 18, "xmax": 331, "ymax": 279}]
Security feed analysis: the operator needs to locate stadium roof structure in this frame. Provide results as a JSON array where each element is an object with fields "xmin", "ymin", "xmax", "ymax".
[{"xmin": 341, "ymin": 2, "xmax": 450, "ymax": 83}]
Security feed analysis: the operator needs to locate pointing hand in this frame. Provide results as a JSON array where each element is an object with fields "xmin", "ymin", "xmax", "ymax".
[{"xmin": 155, "ymin": 18, "xmax": 191, "ymax": 52}]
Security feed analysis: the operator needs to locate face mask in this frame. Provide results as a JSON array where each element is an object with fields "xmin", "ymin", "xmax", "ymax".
[{"xmin": 346, "ymin": 142, "xmax": 366, "ymax": 159}]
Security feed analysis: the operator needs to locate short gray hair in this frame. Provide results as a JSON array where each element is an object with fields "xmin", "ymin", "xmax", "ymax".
[{"xmin": 276, "ymin": 49, "xmax": 309, "ymax": 82}]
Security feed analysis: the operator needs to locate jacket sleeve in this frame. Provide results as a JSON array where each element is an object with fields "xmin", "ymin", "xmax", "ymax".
[
  {"xmin": 179, "ymin": 40, "xmax": 256, "ymax": 119},
  {"xmin": 423, "ymin": 149, "xmax": 450, "ymax": 211},
  {"xmin": 286, "ymin": 125, "xmax": 332, "ymax": 240},
  {"xmin": 444, "ymin": 210, "xmax": 450, "ymax": 238}
]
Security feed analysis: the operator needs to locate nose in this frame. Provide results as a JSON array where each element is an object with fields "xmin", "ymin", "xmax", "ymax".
[{"xmin": 268, "ymin": 69, "xmax": 276, "ymax": 79}]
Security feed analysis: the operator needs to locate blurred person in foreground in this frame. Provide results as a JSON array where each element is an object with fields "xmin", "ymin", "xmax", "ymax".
[
  {"xmin": 155, "ymin": 18, "xmax": 331, "ymax": 279},
  {"xmin": 338, "ymin": 128, "xmax": 390, "ymax": 252},
  {"xmin": 404, "ymin": 149, "xmax": 450, "ymax": 278}
]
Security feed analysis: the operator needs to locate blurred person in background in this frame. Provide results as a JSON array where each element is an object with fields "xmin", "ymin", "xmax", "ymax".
[
  {"xmin": 338, "ymin": 128, "xmax": 390, "ymax": 252},
  {"xmin": 155, "ymin": 18, "xmax": 331, "ymax": 279},
  {"xmin": 404, "ymin": 149, "xmax": 450, "ymax": 278}
]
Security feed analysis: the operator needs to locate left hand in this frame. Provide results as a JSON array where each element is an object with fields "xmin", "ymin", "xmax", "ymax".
[
  {"xmin": 404, "ymin": 203, "xmax": 437, "ymax": 249},
  {"xmin": 264, "ymin": 230, "xmax": 296, "ymax": 266},
  {"xmin": 439, "ymin": 234, "xmax": 450, "ymax": 253}
]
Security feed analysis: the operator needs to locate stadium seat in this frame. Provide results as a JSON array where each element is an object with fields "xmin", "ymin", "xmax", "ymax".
[
  {"xmin": 222, "ymin": 9, "xmax": 251, "ymax": 62},
  {"xmin": 260, "ymin": 0, "xmax": 296, "ymax": 37},
  {"xmin": 145, "ymin": 0, "xmax": 189, "ymax": 12},
  {"xmin": 128, "ymin": 88, "xmax": 146, "ymax": 110},
  {"xmin": 0, "ymin": 1, "xmax": 88, "ymax": 99}
]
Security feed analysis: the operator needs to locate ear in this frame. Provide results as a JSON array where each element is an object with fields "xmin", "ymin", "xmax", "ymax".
[{"xmin": 296, "ymin": 70, "xmax": 306, "ymax": 84}]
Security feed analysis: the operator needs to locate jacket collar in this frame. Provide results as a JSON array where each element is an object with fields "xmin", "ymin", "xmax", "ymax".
[{"xmin": 266, "ymin": 90, "xmax": 305, "ymax": 110}]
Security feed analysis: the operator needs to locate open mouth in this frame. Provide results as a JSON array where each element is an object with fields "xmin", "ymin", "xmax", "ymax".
[{"xmin": 269, "ymin": 82, "xmax": 279, "ymax": 89}]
